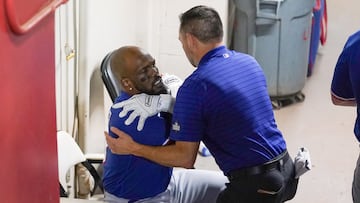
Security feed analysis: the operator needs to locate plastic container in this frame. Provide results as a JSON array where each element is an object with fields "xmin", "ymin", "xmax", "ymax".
[{"xmin": 229, "ymin": 0, "xmax": 315, "ymax": 108}]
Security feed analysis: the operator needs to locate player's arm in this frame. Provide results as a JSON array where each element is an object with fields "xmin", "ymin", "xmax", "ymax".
[{"xmin": 105, "ymin": 127, "xmax": 199, "ymax": 169}]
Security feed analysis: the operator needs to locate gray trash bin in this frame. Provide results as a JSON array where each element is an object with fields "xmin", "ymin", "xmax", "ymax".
[{"xmin": 228, "ymin": 0, "xmax": 314, "ymax": 108}]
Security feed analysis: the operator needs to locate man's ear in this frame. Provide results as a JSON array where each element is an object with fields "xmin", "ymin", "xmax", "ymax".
[
  {"xmin": 121, "ymin": 78, "xmax": 134, "ymax": 91},
  {"xmin": 185, "ymin": 33, "xmax": 197, "ymax": 50}
]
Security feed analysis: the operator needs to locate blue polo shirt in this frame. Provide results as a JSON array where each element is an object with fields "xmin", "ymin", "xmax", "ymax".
[
  {"xmin": 170, "ymin": 46, "xmax": 286, "ymax": 174},
  {"xmin": 103, "ymin": 93, "xmax": 172, "ymax": 200},
  {"xmin": 331, "ymin": 30, "xmax": 360, "ymax": 141}
]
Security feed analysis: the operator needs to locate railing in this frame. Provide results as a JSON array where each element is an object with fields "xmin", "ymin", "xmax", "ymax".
[{"xmin": 4, "ymin": 0, "xmax": 68, "ymax": 35}]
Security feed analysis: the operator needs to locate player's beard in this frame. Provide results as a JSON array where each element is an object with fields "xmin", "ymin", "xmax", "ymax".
[{"xmin": 134, "ymin": 82, "xmax": 168, "ymax": 95}]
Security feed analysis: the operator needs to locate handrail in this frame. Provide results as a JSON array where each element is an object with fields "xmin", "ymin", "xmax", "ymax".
[{"xmin": 5, "ymin": 0, "xmax": 68, "ymax": 35}]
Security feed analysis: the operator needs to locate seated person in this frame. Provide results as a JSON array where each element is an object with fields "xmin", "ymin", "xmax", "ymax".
[{"xmin": 103, "ymin": 46, "xmax": 227, "ymax": 203}]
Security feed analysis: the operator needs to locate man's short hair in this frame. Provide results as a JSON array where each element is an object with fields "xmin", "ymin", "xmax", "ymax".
[{"xmin": 179, "ymin": 5, "xmax": 223, "ymax": 43}]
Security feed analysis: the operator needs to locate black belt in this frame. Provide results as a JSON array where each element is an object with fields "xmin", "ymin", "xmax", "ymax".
[{"xmin": 227, "ymin": 150, "xmax": 289, "ymax": 180}]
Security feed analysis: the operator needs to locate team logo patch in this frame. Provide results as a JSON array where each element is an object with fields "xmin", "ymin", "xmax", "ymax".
[{"xmin": 172, "ymin": 121, "xmax": 180, "ymax": 131}]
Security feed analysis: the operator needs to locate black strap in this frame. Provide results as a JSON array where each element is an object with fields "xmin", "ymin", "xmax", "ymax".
[{"xmin": 81, "ymin": 161, "xmax": 104, "ymax": 196}]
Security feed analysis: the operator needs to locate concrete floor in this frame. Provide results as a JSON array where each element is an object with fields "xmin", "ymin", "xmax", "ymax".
[{"xmin": 194, "ymin": 0, "xmax": 360, "ymax": 202}]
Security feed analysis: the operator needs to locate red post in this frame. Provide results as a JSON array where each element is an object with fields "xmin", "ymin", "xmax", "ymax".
[{"xmin": 0, "ymin": 0, "xmax": 66, "ymax": 202}]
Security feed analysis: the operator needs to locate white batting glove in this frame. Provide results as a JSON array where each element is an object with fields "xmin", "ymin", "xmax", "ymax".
[
  {"xmin": 162, "ymin": 73, "xmax": 183, "ymax": 97},
  {"xmin": 294, "ymin": 147, "xmax": 312, "ymax": 178},
  {"xmin": 112, "ymin": 93, "xmax": 175, "ymax": 131}
]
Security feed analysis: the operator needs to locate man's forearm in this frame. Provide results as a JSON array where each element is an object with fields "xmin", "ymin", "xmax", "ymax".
[
  {"xmin": 105, "ymin": 127, "xmax": 199, "ymax": 168},
  {"xmin": 131, "ymin": 141, "xmax": 199, "ymax": 169}
]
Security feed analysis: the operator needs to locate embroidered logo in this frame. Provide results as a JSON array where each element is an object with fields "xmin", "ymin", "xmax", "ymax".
[
  {"xmin": 172, "ymin": 122, "xmax": 180, "ymax": 131},
  {"xmin": 145, "ymin": 95, "xmax": 152, "ymax": 107}
]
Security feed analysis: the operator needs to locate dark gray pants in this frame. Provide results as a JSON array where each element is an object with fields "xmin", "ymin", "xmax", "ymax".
[
  {"xmin": 352, "ymin": 152, "xmax": 360, "ymax": 203},
  {"xmin": 217, "ymin": 156, "xmax": 298, "ymax": 203}
]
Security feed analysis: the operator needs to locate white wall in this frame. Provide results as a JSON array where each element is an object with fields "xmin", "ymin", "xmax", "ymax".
[
  {"xmin": 55, "ymin": 0, "xmax": 228, "ymax": 154},
  {"xmin": 154, "ymin": 0, "xmax": 228, "ymax": 79},
  {"xmin": 55, "ymin": 1, "xmax": 77, "ymax": 135}
]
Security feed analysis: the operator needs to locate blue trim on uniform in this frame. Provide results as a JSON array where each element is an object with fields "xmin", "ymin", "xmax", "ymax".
[
  {"xmin": 331, "ymin": 30, "xmax": 360, "ymax": 140},
  {"xmin": 170, "ymin": 46, "xmax": 286, "ymax": 174},
  {"xmin": 103, "ymin": 93, "xmax": 173, "ymax": 200}
]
